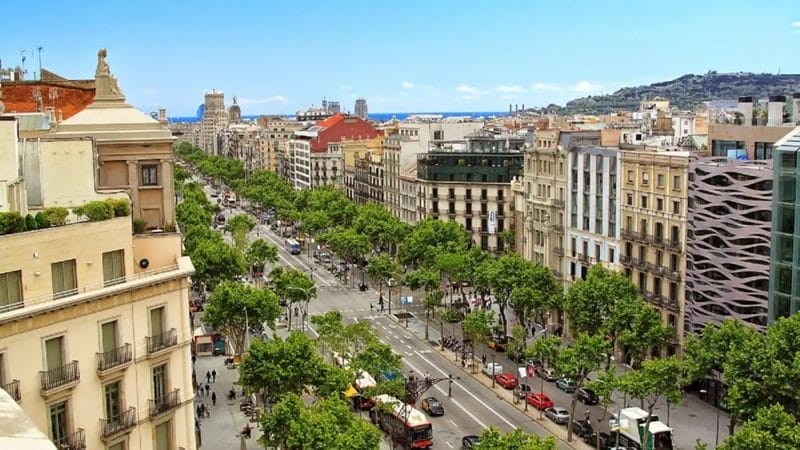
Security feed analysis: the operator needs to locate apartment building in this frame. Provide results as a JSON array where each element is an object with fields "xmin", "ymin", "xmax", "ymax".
[
  {"xmin": 353, "ymin": 151, "xmax": 384, "ymax": 204},
  {"xmin": 565, "ymin": 146, "xmax": 621, "ymax": 282},
  {"xmin": 768, "ymin": 126, "xmax": 800, "ymax": 322},
  {"xmin": 619, "ymin": 150, "xmax": 689, "ymax": 354},
  {"xmin": 384, "ymin": 122, "xmax": 483, "ymax": 221},
  {"xmin": 398, "ymin": 165, "xmax": 419, "ymax": 225},
  {"xmin": 0, "ymin": 51, "xmax": 196, "ymax": 450},
  {"xmin": 341, "ymin": 136, "xmax": 383, "ymax": 201},
  {"xmin": 519, "ymin": 130, "xmax": 601, "ymax": 275},
  {"xmin": 416, "ymin": 131, "xmax": 524, "ymax": 253},
  {"xmin": 220, "ymin": 123, "xmax": 262, "ymax": 173},
  {"xmin": 257, "ymin": 117, "xmax": 303, "ymax": 173},
  {"xmin": 199, "ymin": 90, "xmax": 227, "ymax": 155},
  {"xmin": 686, "ymin": 156, "xmax": 773, "ymax": 332}
]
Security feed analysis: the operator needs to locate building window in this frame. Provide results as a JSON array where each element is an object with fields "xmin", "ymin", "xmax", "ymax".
[
  {"xmin": 103, "ymin": 250, "xmax": 125, "ymax": 287},
  {"xmin": 657, "ymin": 174, "xmax": 665, "ymax": 188},
  {"xmin": 45, "ymin": 336, "xmax": 65, "ymax": 371},
  {"xmin": 672, "ymin": 175, "xmax": 681, "ymax": 191},
  {"xmin": 641, "ymin": 172, "xmax": 649, "ymax": 185},
  {"xmin": 104, "ymin": 381, "xmax": 122, "ymax": 424},
  {"xmin": 150, "ymin": 306, "xmax": 165, "ymax": 338},
  {"xmin": 754, "ymin": 142, "xmax": 773, "ymax": 160},
  {"xmin": 609, "ymin": 248, "xmax": 615, "ymax": 262},
  {"xmin": 641, "ymin": 195, "xmax": 648, "ymax": 209},
  {"xmin": 672, "ymin": 201, "xmax": 680, "ymax": 215},
  {"xmin": 466, "ymin": 189, "xmax": 472, "ymax": 200},
  {"xmin": 154, "ymin": 420, "xmax": 172, "ymax": 450},
  {"xmin": 448, "ymin": 188, "xmax": 455, "ymax": 200},
  {"xmin": 465, "ymin": 218, "xmax": 472, "ymax": 231},
  {"xmin": 141, "ymin": 164, "xmax": 159, "ymax": 186},
  {"xmin": 480, "ymin": 235, "xmax": 488, "ymax": 250},
  {"xmin": 626, "ymin": 193, "xmax": 633, "ymax": 206},
  {"xmin": 627, "ymin": 170, "xmax": 634, "ymax": 183},
  {"xmin": 0, "ymin": 270, "xmax": 23, "ymax": 310},
  {"xmin": 498, "ymin": 204, "xmax": 504, "ymax": 216},
  {"xmin": 152, "ymin": 364, "xmax": 168, "ymax": 403},
  {"xmin": 49, "ymin": 400, "xmax": 70, "ymax": 444},
  {"xmin": 656, "ymin": 198, "xmax": 664, "ymax": 211},
  {"xmin": 51, "ymin": 259, "xmax": 77, "ymax": 299}
]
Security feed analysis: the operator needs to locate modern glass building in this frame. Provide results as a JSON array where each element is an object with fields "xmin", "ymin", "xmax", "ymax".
[{"xmin": 769, "ymin": 126, "xmax": 800, "ymax": 321}]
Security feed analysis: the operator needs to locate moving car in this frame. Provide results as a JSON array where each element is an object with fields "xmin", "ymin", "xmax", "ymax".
[
  {"xmin": 556, "ymin": 378, "xmax": 577, "ymax": 393},
  {"xmin": 544, "ymin": 406, "xmax": 571, "ymax": 425},
  {"xmin": 536, "ymin": 367, "xmax": 560, "ymax": 382},
  {"xmin": 571, "ymin": 419, "xmax": 594, "ymax": 438},
  {"xmin": 494, "ymin": 373, "xmax": 518, "ymax": 390},
  {"xmin": 526, "ymin": 392, "xmax": 554, "ymax": 410},
  {"xmin": 577, "ymin": 387, "xmax": 599, "ymax": 405},
  {"xmin": 420, "ymin": 397, "xmax": 444, "ymax": 416},
  {"xmin": 488, "ymin": 335, "xmax": 508, "ymax": 352},
  {"xmin": 482, "ymin": 362, "xmax": 503, "ymax": 377},
  {"xmin": 462, "ymin": 435, "xmax": 480, "ymax": 449}
]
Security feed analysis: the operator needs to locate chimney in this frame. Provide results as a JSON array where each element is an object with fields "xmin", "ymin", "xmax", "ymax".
[
  {"xmin": 158, "ymin": 108, "xmax": 167, "ymax": 124},
  {"xmin": 737, "ymin": 96, "xmax": 754, "ymax": 126},
  {"xmin": 768, "ymin": 95, "xmax": 786, "ymax": 126},
  {"xmin": 793, "ymin": 93, "xmax": 800, "ymax": 124}
]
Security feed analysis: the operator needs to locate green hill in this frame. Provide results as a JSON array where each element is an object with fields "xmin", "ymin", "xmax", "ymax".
[{"xmin": 553, "ymin": 72, "xmax": 800, "ymax": 114}]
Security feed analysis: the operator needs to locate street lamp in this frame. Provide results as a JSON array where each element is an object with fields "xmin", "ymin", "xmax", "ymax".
[
  {"xmin": 491, "ymin": 353, "xmax": 496, "ymax": 388},
  {"xmin": 699, "ymin": 388, "xmax": 721, "ymax": 446},
  {"xmin": 285, "ymin": 286, "xmax": 315, "ymax": 332}
]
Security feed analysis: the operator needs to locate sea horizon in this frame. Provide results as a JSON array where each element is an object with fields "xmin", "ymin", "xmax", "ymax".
[{"xmin": 169, "ymin": 111, "xmax": 509, "ymax": 123}]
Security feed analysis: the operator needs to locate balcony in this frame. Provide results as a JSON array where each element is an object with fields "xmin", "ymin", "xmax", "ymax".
[
  {"xmin": 577, "ymin": 253, "xmax": 589, "ymax": 263},
  {"xmin": 652, "ymin": 235, "xmax": 666, "ymax": 247},
  {"xmin": 646, "ymin": 263, "xmax": 659, "ymax": 274},
  {"xmin": 642, "ymin": 290, "xmax": 655, "ymax": 300},
  {"xmin": 149, "ymin": 389, "xmax": 181, "ymax": 417},
  {"xmin": 40, "ymin": 360, "xmax": 80, "ymax": 395},
  {"xmin": 620, "ymin": 254, "xmax": 632, "ymax": 266},
  {"xmin": 146, "ymin": 329, "xmax": 178, "ymax": 355},
  {"xmin": 552, "ymin": 271, "xmax": 564, "ymax": 280},
  {"xmin": 632, "ymin": 258, "xmax": 646, "ymax": 269},
  {"xmin": 96, "ymin": 344, "xmax": 132, "ymax": 375},
  {"xmin": 553, "ymin": 247, "xmax": 564, "ymax": 256},
  {"xmin": 100, "ymin": 407, "xmax": 137, "ymax": 441},
  {"xmin": 666, "ymin": 270, "xmax": 682, "ymax": 281},
  {"xmin": 1, "ymin": 379, "xmax": 21, "ymax": 402},
  {"xmin": 464, "ymin": 210, "xmax": 473, "ymax": 217},
  {"xmin": 447, "ymin": 210, "xmax": 457, "ymax": 218},
  {"xmin": 554, "ymin": 224, "xmax": 564, "ymax": 233},
  {"xmin": 667, "ymin": 239, "xmax": 681, "ymax": 251},
  {"xmin": 553, "ymin": 199, "xmax": 565, "ymax": 208},
  {"xmin": 637, "ymin": 232, "xmax": 651, "ymax": 243},
  {"xmin": 54, "ymin": 429, "xmax": 86, "ymax": 450},
  {"xmin": 621, "ymin": 229, "xmax": 636, "ymax": 240}
]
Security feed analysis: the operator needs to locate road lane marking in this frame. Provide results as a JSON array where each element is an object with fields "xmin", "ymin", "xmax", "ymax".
[
  {"xmin": 446, "ymin": 442, "xmax": 454, "ymax": 448},
  {"xmin": 403, "ymin": 359, "xmax": 488, "ymax": 430},
  {"xmin": 413, "ymin": 351, "xmax": 518, "ymax": 430},
  {"xmin": 406, "ymin": 344, "xmax": 413, "ymax": 350},
  {"xmin": 449, "ymin": 420, "xmax": 458, "ymax": 428}
]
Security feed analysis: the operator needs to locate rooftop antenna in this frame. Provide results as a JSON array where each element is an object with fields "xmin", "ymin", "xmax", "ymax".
[
  {"xmin": 20, "ymin": 49, "xmax": 26, "ymax": 79},
  {"xmin": 37, "ymin": 46, "xmax": 43, "ymax": 80}
]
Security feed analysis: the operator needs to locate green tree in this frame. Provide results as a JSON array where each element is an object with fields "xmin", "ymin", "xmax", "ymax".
[
  {"xmin": 203, "ymin": 281, "xmax": 281, "ymax": 355},
  {"xmin": 310, "ymin": 311, "xmax": 346, "ymax": 358},
  {"xmin": 190, "ymin": 238, "xmax": 246, "ymax": 288},
  {"xmin": 555, "ymin": 333, "xmax": 610, "ymax": 442},
  {"xmin": 366, "ymin": 254, "xmax": 400, "ymax": 296},
  {"xmin": 285, "ymin": 397, "xmax": 382, "ymax": 450},
  {"xmin": 260, "ymin": 393, "xmax": 304, "ymax": 449},
  {"xmin": 421, "ymin": 289, "xmax": 444, "ymax": 340},
  {"xmin": 300, "ymin": 210, "xmax": 334, "ymax": 237},
  {"xmin": 326, "ymin": 227, "xmax": 371, "ymax": 286},
  {"xmin": 397, "ymin": 218, "xmax": 470, "ymax": 268},
  {"xmin": 272, "ymin": 268, "xmax": 316, "ymax": 331},
  {"xmin": 434, "ymin": 251, "xmax": 469, "ymax": 304},
  {"xmin": 352, "ymin": 202, "xmax": 403, "ymax": 252},
  {"xmin": 351, "ymin": 341, "xmax": 402, "ymax": 378},
  {"xmin": 617, "ymin": 356, "xmax": 685, "ymax": 446},
  {"xmin": 565, "ymin": 264, "xmax": 638, "ymax": 336},
  {"xmin": 483, "ymin": 253, "xmax": 541, "ymax": 337},
  {"xmin": 403, "ymin": 266, "xmax": 441, "ymax": 294},
  {"xmin": 463, "ymin": 309, "xmax": 495, "ymax": 372},
  {"xmin": 526, "ymin": 336, "xmax": 561, "ymax": 419},
  {"xmin": 240, "ymin": 332, "xmax": 324, "ymax": 406},
  {"xmin": 176, "ymin": 200, "xmax": 212, "ymax": 229},
  {"xmin": 474, "ymin": 427, "xmax": 558, "ymax": 450},
  {"xmin": 586, "ymin": 369, "xmax": 618, "ymax": 450},
  {"xmin": 225, "ymin": 213, "xmax": 256, "ymax": 251},
  {"xmin": 612, "ymin": 296, "xmax": 674, "ymax": 369},
  {"xmin": 245, "ymin": 239, "xmax": 279, "ymax": 275},
  {"xmin": 719, "ymin": 404, "xmax": 800, "ymax": 450}
]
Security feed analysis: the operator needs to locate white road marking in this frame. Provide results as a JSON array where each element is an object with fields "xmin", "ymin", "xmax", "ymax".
[
  {"xmin": 406, "ymin": 344, "xmax": 413, "ymax": 350},
  {"xmin": 413, "ymin": 351, "xmax": 518, "ymax": 430},
  {"xmin": 449, "ymin": 420, "xmax": 458, "ymax": 428},
  {"xmin": 404, "ymin": 358, "xmax": 488, "ymax": 429},
  {"xmin": 446, "ymin": 442, "xmax": 454, "ymax": 448}
]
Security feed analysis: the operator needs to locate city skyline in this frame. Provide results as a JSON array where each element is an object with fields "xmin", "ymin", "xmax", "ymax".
[{"xmin": 2, "ymin": 0, "xmax": 799, "ymax": 115}]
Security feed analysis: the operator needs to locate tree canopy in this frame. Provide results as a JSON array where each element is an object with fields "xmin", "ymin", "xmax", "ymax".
[{"xmin": 202, "ymin": 281, "xmax": 280, "ymax": 354}]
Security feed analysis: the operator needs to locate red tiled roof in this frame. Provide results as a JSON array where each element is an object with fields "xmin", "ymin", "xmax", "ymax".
[
  {"xmin": 310, "ymin": 116, "xmax": 380, "ymax": 152},
  {"xmin": 2, "ymin": 82, "xmax": 95, "ymax": 120}
]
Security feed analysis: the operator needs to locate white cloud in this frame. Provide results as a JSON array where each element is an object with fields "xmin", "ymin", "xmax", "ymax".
[
  {"xmin": 340, "ymin": 85, "xmax": 353, "ymax": 91},
  {"xmin": 500, "ymin": 94, "xmax": 519, "ymax": 100},
  {"xmin": 792, "ymin": 20, "xmax": 800, "ymax": 27},
  {"xmin": 237, "ymin": 95, "xmax": 288, "ymax": 104},
  {"xmin": 142, "ymin": 88, "xmax": 157, "ymax": 95},
  {"xmin": 570, "ymin": 80, "xmax": 602, "ymax": 93},
  {"xmin": 401, "ymin": 81, "xmax": 415, "ymax": 89},
  {"xmin": 456, "ymin": 84, "xmax": 487, "ymax": 96},
  {"xmin": 531, "ymin": 82, "xmax": 561, "ymax": 91},
  {"xmin": 495, "ymin": 84, "xmax": 525, "ymax": 93}
]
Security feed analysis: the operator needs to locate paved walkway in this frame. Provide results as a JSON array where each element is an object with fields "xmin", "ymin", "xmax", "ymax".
[{"xmin": 193, "ymin": 354, "xmax": 262, "ymax": 449}]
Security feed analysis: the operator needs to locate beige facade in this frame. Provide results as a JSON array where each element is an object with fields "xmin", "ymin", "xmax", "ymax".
[
  {"xmin": 0, "ymin": 116, "xmax": 26, "ymax": 214},
  {"xmin": 258, "ymin": 118, "xmax": 302, "ymax": 173},
  {"xmin": 0, "ymin": 51, "xmax": 196, "ymax": 450},
  {"xmin": 398, "ymin": 166, "xmax": 419, "ymax": 225},
  {"xmin": 708, "ymin": 123, "xmax": 794, "ymax": 160},
  {"xmin": 342, "ymin": 136, "xmax": 383, "ymax": 201},
  {"xmin": 619, "ymin": 150, "xmax": 689, "ymax": 355}
]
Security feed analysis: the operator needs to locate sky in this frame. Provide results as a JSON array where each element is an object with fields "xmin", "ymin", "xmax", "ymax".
[{"xmin": 2, "ymin": 1, "xmax": 799, "ymax": 116}]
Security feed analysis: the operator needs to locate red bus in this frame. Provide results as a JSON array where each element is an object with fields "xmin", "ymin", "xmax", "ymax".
[{"xmin": 369, "ymin": 394, "xmax": 433, "ymax": 449}]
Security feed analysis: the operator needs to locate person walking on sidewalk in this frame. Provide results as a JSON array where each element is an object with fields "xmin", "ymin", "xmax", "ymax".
[
  {"xmin": 481, "ymin": 353, "xmax": 487, "ymax": 366},
  {"xmin": 211, "ymin": 392, "xmax": 217, "ymax": 406},
  {"xmin": 584, "ymin": 407, "xmax": 591, "ymax": 422},
  {"xmin": 212, "ymin": 369, "xmax": 217, "ymax": 383},
  {"xmin": 205, "ymin": 384, "xmax": 210, "ymax": 396},
  {"xmin": 206, "ymin": 371, "xmax": 211, "ymax": 384}
]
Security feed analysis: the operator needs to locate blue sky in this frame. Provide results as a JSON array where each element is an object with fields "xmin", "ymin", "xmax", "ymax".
[{"xmin": 2, "ymin": 1, "xmax": 799, "ymax": 116}]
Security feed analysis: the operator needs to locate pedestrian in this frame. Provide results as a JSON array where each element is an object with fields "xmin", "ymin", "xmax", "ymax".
[
  {"xmin": 584, "ymin": 407, "xmax": 591, "ymax": 422},
  {"xmin": 211, "ymin": 392, "xmax": 217, "ymax": 406},
  {"xmin": 192, "ymin": 354, "xmax": 196, "ymax": 365},
  {"xmin": 205, "ymin": 384, "xmax": 210, "ymax": 396},
  {"xmin": 481, "ymin": 353, "xmax": 487, "ymax": 365},
  {"xmin": 195, "ymin": 383, "xmax": 201, "ymax": 396},
  {"xmin": 212, "ymin": 369, "xmax": 217, "ymax": 383},
  {"xmin": 199, "ymin": 403, "xmax": 206, "ymax": 417},
  {"xmin": 196, "ymin": 404, "xmax": 202, "ymax": 418},
  {"xmin": 206, "ymin": 371, "xmax": 211, "ymax": 384},
  {"xmin": 461, "ymin": 358, "xmax": 466, "ymax": 369}
]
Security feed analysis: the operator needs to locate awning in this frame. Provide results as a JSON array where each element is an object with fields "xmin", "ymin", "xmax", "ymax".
[{"xmin": 344, "ymin": 385, "xmax": 358, "ymax": 398}]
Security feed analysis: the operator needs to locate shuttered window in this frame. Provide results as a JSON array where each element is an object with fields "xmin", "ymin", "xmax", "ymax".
[
  {"xmin": 0, "ymin": 270, "xmax": 22, "ymax": 310},
  {"xmin": 51, "ymin": 260, "xmax": 77, "ymax": 299},
  {"xmin": 103, "ymin": 250, "xmax": 125, "ymax": 286}
]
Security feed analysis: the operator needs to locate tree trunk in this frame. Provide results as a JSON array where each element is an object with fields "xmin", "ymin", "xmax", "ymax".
[
  {"xmin": 425, "ymin": 311, "xmax": 429, "ymax": 340},
  {"xmin": 498, "ymin": 303, "xmax": 508, "ymax": 338},
  {"xmin": 568, "ymin": 396, "xmax": 577, "ymax": 442}
]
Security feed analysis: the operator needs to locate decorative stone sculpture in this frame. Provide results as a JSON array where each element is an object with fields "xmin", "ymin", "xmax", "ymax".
[{"xmin": 95, "ymin": 48, "xmax": 124, "ymax": 98}]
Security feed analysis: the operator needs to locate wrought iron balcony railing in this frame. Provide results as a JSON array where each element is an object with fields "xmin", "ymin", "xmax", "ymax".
[
  {"xmin": 96, "ymin": 344, "xmax": 132, "ymax": 372},
  {"xmin": 40, "ymin": 360, "xmax": 80, "ymax": 393},
  {"xmin": 149, "ymin": 389, "xmax": 181, "ymax": 417},
  {"xmin": 1, "ymin": 379, "xmax": 21, "ymax": 402},
  {"xmin": 54, "ymin": 428, "xmax": 85, "ymax": 450},
  {"xmin": 100, "ymin": 407, "xmax": 137, "ymax": 439},
  {"xmin": 146, "ymin": 329, "xmax": 177, "ymax": 354}
]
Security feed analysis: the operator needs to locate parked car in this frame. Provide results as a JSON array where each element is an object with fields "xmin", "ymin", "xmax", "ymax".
[
  {"xmin": 556, "ymin": 378, "xmax": 577, "ymax": 393},
  {"xmin": 536, "ymin": 367, "xmax": 560, "ymax": 382},
  {"xmin": 577, "ymin": 387, "xmax": 599, "ymax": 405},
  {"xmin": 525, "ymin": 359, "xmax": 544, "ymax": 377},
  {"xmin": 545, "ymin": 406, "xmax": 571, "ymax": 425},
  {"xmin": 571, "ymin": 419, "xmax": 594, "ymax": 438},
  {"xmin": 526, "ymin": 392, "xmax": 554, "ymax": 410},
  {"xmin": 583, "ymin": 431, "xmax": 609, "ymax": 447},
  {"xmin": 420, "ymin": 397, "xmax": 444, "ymax": 416},
  {"xmin": 482, "ymin": 363, "xmax": 503, "ymax": 377},
  {"xmin": 516, "ymin": 382, "xmax": 534, "ymax": 399},
  {"xmin": 462, "ymin": 435, "xmax": 481, "ymax": 449},
  {"xmin": 488, "ymin": 335, "xmax": 508, "ymax": 352},
  {"xmin": 495, "ymin": 373, "xmax": 518, "ymax": 389},
  {"xmin": 507, "ymin": 348, "xmax": 526, "ymax": 363}
]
